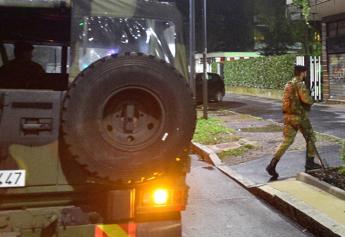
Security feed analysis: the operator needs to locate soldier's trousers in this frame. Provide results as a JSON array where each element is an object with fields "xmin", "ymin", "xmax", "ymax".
[{"xmin": 273, "ymin": 114, "xmax": 315, "ymax": 161}]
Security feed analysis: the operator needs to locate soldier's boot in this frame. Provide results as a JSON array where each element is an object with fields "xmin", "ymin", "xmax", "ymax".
[
  {"xmin": 305, "ymin": 157, "xmax": 322, "ymax": 171},
  {"xmin": 266, "ymin": 158, "xmax": 279, "ymax": 180}
]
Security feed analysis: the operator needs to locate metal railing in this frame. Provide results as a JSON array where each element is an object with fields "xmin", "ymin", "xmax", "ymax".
[{"xmin": 296, "ymin": 55, "xmax": 322, "ymax": 101}]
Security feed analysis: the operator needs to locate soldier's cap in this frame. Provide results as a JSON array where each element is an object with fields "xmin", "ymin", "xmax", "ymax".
[{"xmin": 294, "ymin": 65, "xmax": 307, "ymax": 72}]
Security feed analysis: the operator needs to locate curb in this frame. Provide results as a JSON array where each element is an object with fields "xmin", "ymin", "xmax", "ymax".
[
  {"xmin": 253, "ymin": 185, "xmax": 345, "ymax": 237},
  {"xmin": 297, "ymin": 172, "xmax": 345, "ymax": 201},
  {"xmin": 191, "ymin": 142, "xmax": 222, "ymax": 167},
  {"xmin": 191, "ymin": 141, "xmax": 345, "ymax": 237}
]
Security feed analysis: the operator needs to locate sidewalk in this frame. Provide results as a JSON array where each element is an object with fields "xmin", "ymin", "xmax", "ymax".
[{"xmin": 192, "ymin": 105, "xmax": 345, "ymax": 237}]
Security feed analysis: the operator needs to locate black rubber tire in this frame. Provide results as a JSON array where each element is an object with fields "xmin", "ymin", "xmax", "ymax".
[{"xmin": 62, "ymin": 53, "xmax": 196, "ymax": 183}]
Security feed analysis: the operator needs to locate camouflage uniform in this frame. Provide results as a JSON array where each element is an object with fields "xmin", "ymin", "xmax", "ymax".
[
  {"xmin": 266, "ymin": 75, "xmax": 320, "ymax": 179},
  {"xmin": 273, "ymin": 76, "xmax": 315, "ymax": 161}
]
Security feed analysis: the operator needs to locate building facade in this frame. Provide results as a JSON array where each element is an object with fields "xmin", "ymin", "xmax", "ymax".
[{"xmin": 310, "ymin": 0, "xmax": 345, "ymax": 102}]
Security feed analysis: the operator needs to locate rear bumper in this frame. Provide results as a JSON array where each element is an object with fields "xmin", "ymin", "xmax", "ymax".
[
  {"xmin": 3, "ymin": 220, "xmax": 181, "ymax": 237},
  {"xmin": 23, "ymin": 220, "xmax": 181, "ymax": 237},
  {"xmin": 94, "ymin": 220, "xmax": 182, "ymax": 237}
]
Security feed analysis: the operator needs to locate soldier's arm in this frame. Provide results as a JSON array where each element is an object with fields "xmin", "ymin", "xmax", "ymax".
[{"xmin": 296, "ymin": 82, "xmax": 314, "ymax": 106}]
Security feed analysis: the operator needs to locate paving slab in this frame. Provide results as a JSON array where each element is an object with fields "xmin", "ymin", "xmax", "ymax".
[
  {"xmin": 266, "ymin": 179, "xmax": 345, "ymax": 226},
  {"xmin": 257, "ymin": 180, "xmax": 345, "ymax": 237}
]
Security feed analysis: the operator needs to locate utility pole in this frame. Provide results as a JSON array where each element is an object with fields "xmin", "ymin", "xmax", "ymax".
[
  {"xmin": 189, "ymin": 0, "xmax": 196, "ymax": 98},
  {"xmin": 202, "ymin": 0, "xmax": 208, "ymax": 119}
]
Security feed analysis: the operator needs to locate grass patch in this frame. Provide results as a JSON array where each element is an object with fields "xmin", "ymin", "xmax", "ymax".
[
  {"xmin": 240, "ymin": 124, "xmax": 283, "ymax": 133},
  {"xmin": 193, "ymin": 117, "xmax": 238, "ymax": 145},
  {"xmin": 218, "ymin": 143, "xmax": 255, "ymax": 160}
]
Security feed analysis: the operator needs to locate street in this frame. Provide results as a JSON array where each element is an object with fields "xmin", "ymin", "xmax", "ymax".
[
  {"xmin": 182, "ymin": 156, "xmax": 312, "ymax": 237},
  {"xmin": 221, "ymin": 93, "xmax": 345, "ymax": 139}
]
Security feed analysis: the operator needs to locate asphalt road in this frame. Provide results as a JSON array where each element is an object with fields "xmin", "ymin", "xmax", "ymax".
[
  {"xmin": 182, "ymin": 156, "xmax": 312, "ymax": 237},
  {"xmin": 218, "ymin": 94, "xmax": 345, "ymax": 139}
]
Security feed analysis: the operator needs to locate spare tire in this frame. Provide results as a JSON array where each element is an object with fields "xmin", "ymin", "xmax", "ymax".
[{"xmin": 62, "ymin": 53, "xmax": 196, "ymax": 183}]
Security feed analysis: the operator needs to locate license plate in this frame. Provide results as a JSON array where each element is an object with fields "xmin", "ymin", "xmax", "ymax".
[{"xmin": 0, "ymin": 170, "xmax": 26, "ymax": 188}]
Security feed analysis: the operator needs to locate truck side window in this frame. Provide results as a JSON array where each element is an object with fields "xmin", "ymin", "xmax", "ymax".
[
  {"xmin": 1, "ymin": 43, "xmax": 65, "ymax": 73},
  {"xmin": 32, "ymin": 45, "xmax": 64, "ymax": 73},
  {"xmin": 0, "ymin": 42, "xmax": 46, "ymax": 89},
  {"xmin": 0, "ymin": 43, "xmax": 68, "ymax": 90}
]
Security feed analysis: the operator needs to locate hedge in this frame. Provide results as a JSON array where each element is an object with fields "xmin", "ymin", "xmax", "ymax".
[{"xmin": 216, "ymin": 54, "xmax": 296, "ymax": 90}]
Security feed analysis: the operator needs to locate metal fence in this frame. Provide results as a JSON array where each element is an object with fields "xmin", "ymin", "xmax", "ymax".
[{"xmin": 296, "ymin": 56, "xmax": 322, "ymax": 101}]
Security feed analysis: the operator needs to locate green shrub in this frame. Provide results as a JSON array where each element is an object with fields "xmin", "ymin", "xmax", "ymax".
[{"xmin": 214, "ymin": 54, "xmax": 296, "ymax": 90}]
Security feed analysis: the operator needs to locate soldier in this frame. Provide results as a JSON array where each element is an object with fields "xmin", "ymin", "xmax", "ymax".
[
  {"xmin": 266, "ymin": 65, "xmax": 321, "ymax": 180},
  {"xmin": 0, "ymin": 42, "xmax": 45, "ymax": 89}
]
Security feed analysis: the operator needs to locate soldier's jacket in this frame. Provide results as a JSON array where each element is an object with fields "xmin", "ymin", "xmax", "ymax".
[
  {"xmin": 282, "ymin": 76, "xmax": 314, "ymax": 117},
  {"xmin": 0, "ymin": 58, "xmax": 45, "ymax": 89}
]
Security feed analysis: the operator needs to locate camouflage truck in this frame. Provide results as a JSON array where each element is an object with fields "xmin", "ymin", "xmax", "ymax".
[{"xmin": 0, "ymin": 0, "xmax": 196, "ymax": 236}]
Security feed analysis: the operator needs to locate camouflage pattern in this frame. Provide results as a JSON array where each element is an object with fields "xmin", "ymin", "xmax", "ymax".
[{"xmin": 273, "ymin": 76, "xmax": 315, "ymax": 161}]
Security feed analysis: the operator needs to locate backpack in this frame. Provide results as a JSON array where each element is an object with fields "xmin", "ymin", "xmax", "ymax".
[{"xmin": 282, "ymin": 80, "xmax": 303, "ymax": 115}]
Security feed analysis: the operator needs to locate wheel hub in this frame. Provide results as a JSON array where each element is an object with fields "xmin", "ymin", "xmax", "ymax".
[{"xmin": 101, "ymin": 87, "xmax": 165, "ymax": 151}]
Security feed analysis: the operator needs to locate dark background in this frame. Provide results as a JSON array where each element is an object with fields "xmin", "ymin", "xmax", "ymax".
[{"xmin": 161, "ymin": 0, "xmax": 320, "ymax": 56}]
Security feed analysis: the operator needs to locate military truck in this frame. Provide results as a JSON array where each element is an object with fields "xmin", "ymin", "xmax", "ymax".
[{"xmin": 0, "ymin": 0, "xmax": 196, "ymax": 236}]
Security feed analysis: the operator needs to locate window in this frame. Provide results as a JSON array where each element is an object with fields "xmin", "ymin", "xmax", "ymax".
[
  {"xmin": 2, "ymin": 44, "xmax": 63, "ymax": 73},
  {"xmin": 75, "ymin": 17, "xmax": 177, "ymax": 72},
  {"xmin": 338, "ymin": 20, "xmax": 345, "ymax": 35},
  {"xmin": 0, "ymin": 43, "xmax": 69, "ymax": 90},
  {"xmin": 328, "ymin": 22, "xmax": 337, "ymax": 37},
  {"xmin": 328, "ymin": 20, "xmax": 345, "ymax": 37},
  {"xmin": 32, "ymin": 45, "xmax": 63, "ymax": 73}
]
